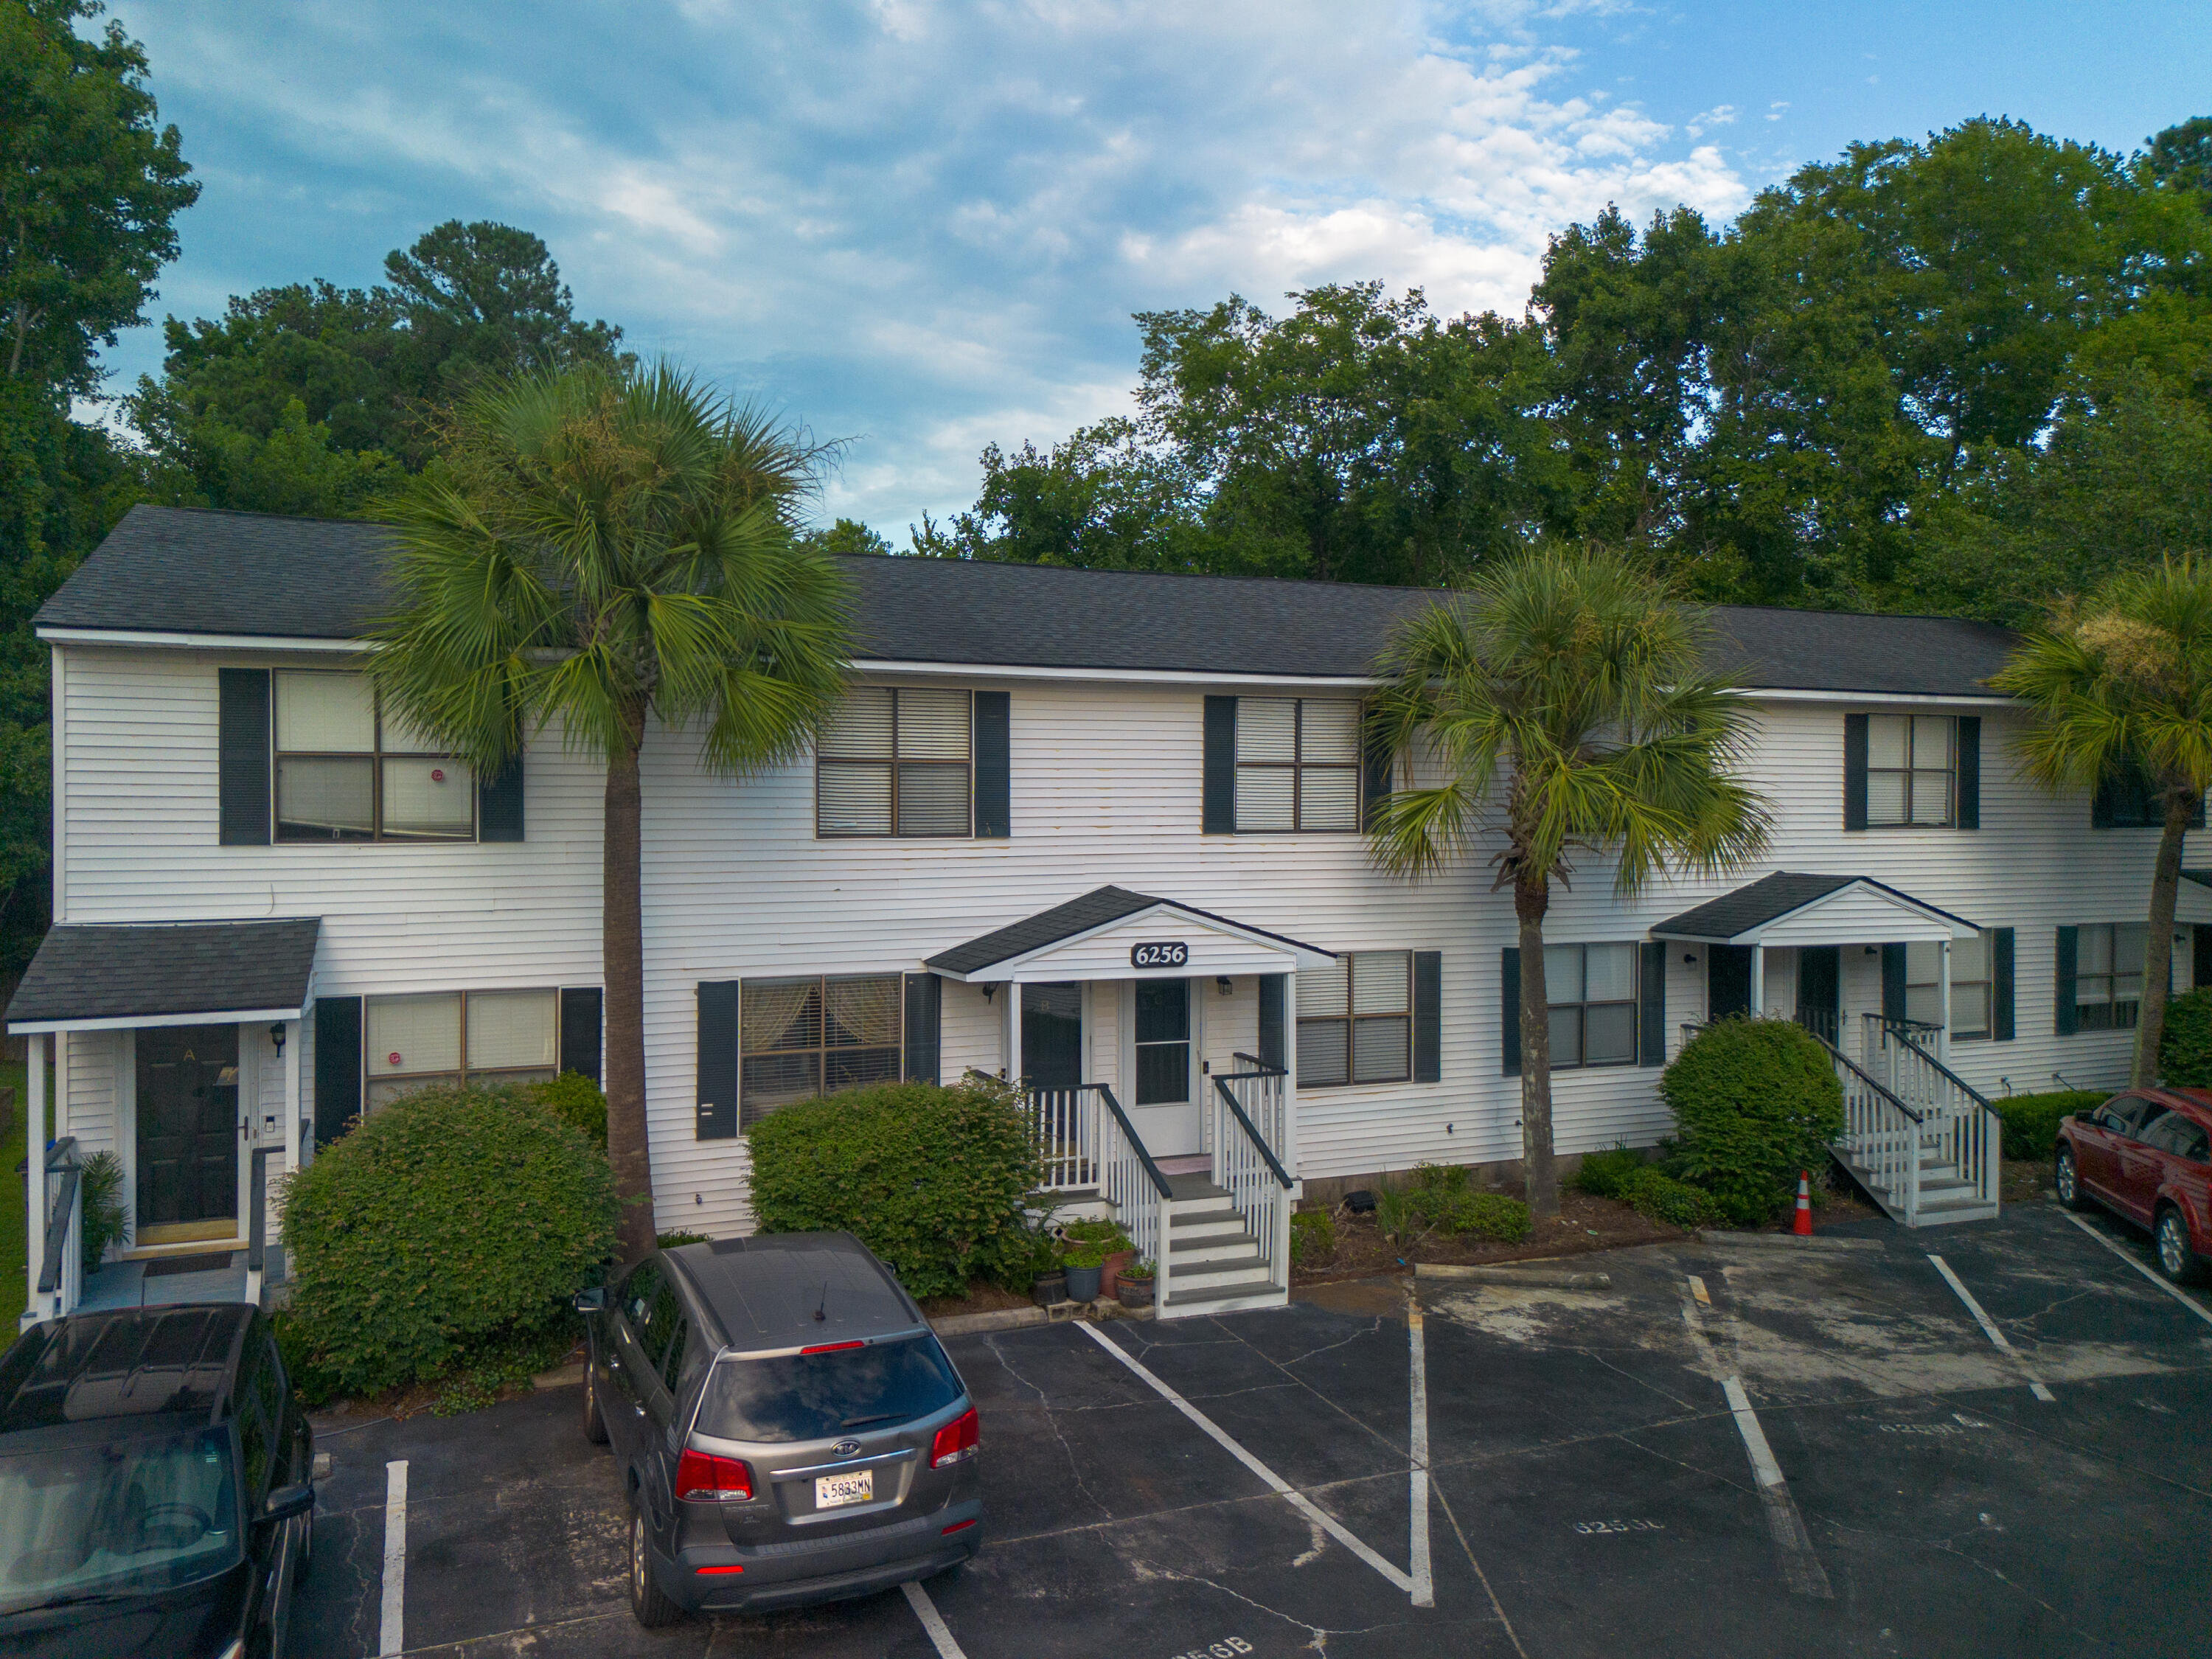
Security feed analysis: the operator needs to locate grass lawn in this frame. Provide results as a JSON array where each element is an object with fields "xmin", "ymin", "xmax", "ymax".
[{"xmin": 2, "ymin": 1061, "xmax": 27, "ymax": 1322}]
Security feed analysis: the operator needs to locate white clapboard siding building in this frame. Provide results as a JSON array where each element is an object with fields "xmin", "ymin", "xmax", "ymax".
[{"xmin": 13, "ymin": 505, "xmax": 2211, "ymax": 1323}]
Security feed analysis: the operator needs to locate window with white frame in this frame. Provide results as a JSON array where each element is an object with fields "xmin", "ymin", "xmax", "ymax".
[
  {"xmin": 1546, "ymin": 943, "xmax": 1638, "ymax": 1068},
  {"xmin": 739, "ymin": 974, "xmax": 902, "ymax": 1124},
  {"xmin": 1296, "ymin": 952, "xmax": 1411, "ymax": 1087},
  {"xmin": 816, "ymin": 687, "xmax": 973, "ymax": 837},
  {"xmin": 274, "ymin": 669, "xmax": 474, "ymax": 842},
  {"xmin": 2075, "ymin": 923, "xmax": 2145, "ymax": 1032},
  {"xmin": 365, "ymin": 989, "xmax": 559, "ymax": 1108},
  {"xmin": 1234, "ymin": 699, "xmax": 1361, "ymax": 832},
  {"xmin": 1865, "ymin": 714, "xmax": 1955, "ymax": 827},
  {"xmin": 1905, "ymin": 934, "xmax": 1993, "ymax": 1039}
]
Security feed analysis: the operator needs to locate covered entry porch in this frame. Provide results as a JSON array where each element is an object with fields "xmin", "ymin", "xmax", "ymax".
[{"xmin": 926, "ymin": 886, "xmax": 1335, "ymax": 1318}]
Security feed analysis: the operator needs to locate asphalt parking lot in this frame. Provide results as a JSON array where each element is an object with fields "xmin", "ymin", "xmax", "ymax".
[{"xmin": 289, "ymin": 1200, "xmax": 2212, "ymax": 1658}]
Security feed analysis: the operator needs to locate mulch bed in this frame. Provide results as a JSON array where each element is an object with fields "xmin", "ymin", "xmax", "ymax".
[
  {"xmin": 919, "ymin": 1280, "xmax": 1038, "ymax": 1321},
  {"xmin": 2001, "ymin": 1158, "xmax": 2053, "ymax": 1206}
]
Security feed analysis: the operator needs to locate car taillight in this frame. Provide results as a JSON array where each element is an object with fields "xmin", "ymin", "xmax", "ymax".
[
  {"xmin": 930, "ymin": 1408, "xmax": 979, "ymax": 1469},
  {"xmin": 676, "ymin": 1447, "xmax": 754, "ymax": 1502}
]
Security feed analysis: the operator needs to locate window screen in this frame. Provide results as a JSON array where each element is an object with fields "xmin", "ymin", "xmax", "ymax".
[
  {"xmin": 740, "ymin": 974, "xmax": 904, "ymax": 1126},
  {"xmin": 1234, "ymin": 699, "xmax": 1361, "ymax": 832},
  {"xmin": 1545, "ymin": 943, "xmax": 1638, "ymax": 1068},
  {"xmin": 817, "ymin": 687, "xmax": 973, "ymax": 837},
  {"xmin": 1296, "ymin": 952, "xmax": 1411, "ymax": 1087},
  {"xmin": 274, "ymin": 669, "xmax": 474, "ymax": 842}
]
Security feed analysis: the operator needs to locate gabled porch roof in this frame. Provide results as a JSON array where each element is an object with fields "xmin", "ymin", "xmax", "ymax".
[
  {"xmin": 925, "ymin": 886, "xmax": 1335, "ymax": 983},
  {"xmin": 4, "ymin": 918, "xmax": 321, "ymax": 1034},
  {"xmin": 1650, "ymin": 872, "xmax": 1978, "ymax": 947}
]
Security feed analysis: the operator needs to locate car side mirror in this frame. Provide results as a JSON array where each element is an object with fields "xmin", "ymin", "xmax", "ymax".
[
  {"xmin": 262, "ymin": 1481, "xmax": 315, "ymax": 1523},
  {"xmin": 573, "ymin": 1287, "xmax": 605, "ymax": 1313}
]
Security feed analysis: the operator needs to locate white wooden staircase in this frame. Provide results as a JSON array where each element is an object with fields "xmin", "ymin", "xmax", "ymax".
[{"xmin": 1826, "ymin": 1016, "xmax": 2001, "ymax": 1228}]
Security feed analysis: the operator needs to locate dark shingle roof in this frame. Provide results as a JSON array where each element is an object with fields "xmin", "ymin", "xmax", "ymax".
[
  {"xmin": 1649, "ymin": 872, "xmax": 1975, "ymax": 942},
  {"xmin": 37, "ymin": 504, "xmax": 2020, "ymax": 696},
  {"xmin": 925, "ymin": 884, "xmax": 1329, "ymax": 975},
  {"xmin": 5, "ymin": 918, "xmax": 321, "ymax": 1029}
]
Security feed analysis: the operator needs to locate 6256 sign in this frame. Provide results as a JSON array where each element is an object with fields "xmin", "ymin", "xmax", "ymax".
[{"xmin": 1130, "ymin": 941, "xmax": 1189, "ymax": 969}]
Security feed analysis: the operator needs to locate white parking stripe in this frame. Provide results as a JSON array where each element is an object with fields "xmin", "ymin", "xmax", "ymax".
[
  {"xmin": 379, "ymin": 1460, "xmax": 407, "ymax": 1658},
  {"xmin": 1077, "ymin": 1321, "xmax": 1417, "ymax": 1596},
  {"xmin": 1927, "ymin": 1255, "xmax": 2056, "ymax": 1401},
  {"xmin": 903, "ymin": 1580, "xmax": 970, "ymax": 1659},
  {"xmin": 1408, "ymin": 1298, "xmax": 1435, "ymax": 1609},
  {"xmin": 2059, "ymin": 1210, "xmax": 2212, "ymax": 1331}
]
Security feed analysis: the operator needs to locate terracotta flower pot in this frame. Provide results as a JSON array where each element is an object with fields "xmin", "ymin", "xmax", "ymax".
[
  {"xmin": 1099, "ymin": 1250, "xmax": 1135, "ymax": 1298},
  {"xmin": 1116, "ymin": 1276, "xmax": 1155, "ymax": 1310}
]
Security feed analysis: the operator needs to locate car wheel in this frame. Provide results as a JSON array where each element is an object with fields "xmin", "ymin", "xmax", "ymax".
[
  {"xmin": 2154, "ymin": 1207, "xmax": 2204, "ymax": 1286},
  {"xmin": 628, "ymin": 1503, "xmax": 684, "ymax": 1629},
  {"xmin": 582, "ymin": 1364, "xmax": 608, "ymax": 1445},
  {"xmin": 2054, "ymin": 1146, "xmax": 2090, "ymax": 1211}
]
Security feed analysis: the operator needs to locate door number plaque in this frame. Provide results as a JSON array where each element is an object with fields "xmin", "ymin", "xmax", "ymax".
[{"xmin": 1130, "ymin": 941, "xmax": 1189, "ymax": 969}]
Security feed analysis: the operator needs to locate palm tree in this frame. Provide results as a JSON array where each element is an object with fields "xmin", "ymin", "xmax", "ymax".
[
  {"xmin": 1367, "ymin": 545, "xmax": 1771, "ymax": 1217},
  {"xmin": 369, "ymin": 362, "xmax": 851, "ymax": 1262},
  {"xmin": 1991, "ymin": 560, "xmax": 2212, "ymax": 1087}
]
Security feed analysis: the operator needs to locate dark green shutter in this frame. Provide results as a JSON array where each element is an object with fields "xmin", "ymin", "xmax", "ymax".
[
  {"xmin": 478, "ymin": 755, "xmax": 524, "ymax": 841},
  {"xmin": 312, "ymin": 996, "xmax": 361, "ymax": 1147},
  {"xmin": 973, "ymin": 691, "xmax": 1010, "ymax": 838},
  {"xmin": 1258, "ymin": 974, "xmax": 1286, "ymax": 1071},
  {"xmin": 2196, "ymin": 925, "xmax": 2212, "ymax": 995},
  {"xmin": 1500, "ymin": 947, "xmax": 1520, "ymax": 1077},
  {"xmin": 1413, "ymin": 951, "xmax": 1441, "ymax": 1083},
  {"xmin": 903, "ymin": 973, "xmax": 942, "ymax": 1084},
  {"xmin": 697, "ymin": 981, "xmax": 739, "ymax": 1139},
  {"xmin": 1843, "ymin": 714, "xmax": 1868, "ymax": 832},
  {"xmin": 1955, "ymin": 717, "xmax": 1980, "ymax": 830},
  {"xmin": 559, "ymin": 987, "xmax": 602, "ymax": 1083},
  {"xmin": 1881, "ymin": 944, "xmax": 1907, "ymax": 1025},
  {"xmin": 2053, "ymin": 926, "xmax": 2079, "ymax": 1035},
  {"xmin": 1203, "ymin": 696, "xmax": 1237, "ymax": 832},
  {"xmin": 1990, "ymin": 929, "xmax": 2014, "ymax": 1042},
  {"xmin": 1362, "ymin": 711, "xmax": 1394, "ymax": 832},
  {"xmin": 219, "ymin": 668, "xmax": 271, "ymax": 846},
  {"xmin": 2091, "ymin": 774, "xmax": 2117, "ymax": 829},
  {"xmin": 1640, "ymin": 942, "xmax": 1666, "ymax": 1066}
]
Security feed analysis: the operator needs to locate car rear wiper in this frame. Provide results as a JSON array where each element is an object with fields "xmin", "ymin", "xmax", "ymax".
[{"xmin": 839, "ymin": 1413, "xmax": 897, "ymax": 1428}]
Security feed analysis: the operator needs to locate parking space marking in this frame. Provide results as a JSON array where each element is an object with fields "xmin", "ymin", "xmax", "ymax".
[
  {"xmin": 1679, "ymin": 1284, "xmax": 1834, "ymax": 1599},
  {"xmin": 903, "ymin": 1579, "xmax": 970, "ymax": 1659},
  {"xmin": 2058, "ymin": 1211, "xmax": 2212, "ymax": 1331},
  {"xmin": 1927, "ymin": 1254, "xmax": 2057, "ymax": 1401},
  {"xmin": 1687, "ymin": 1274, "xmax": 1711, "ymax": 1306},
  {"xmin": 1077, "ymin": 1321, "xmax": 1418, "ymax": 1596},
  {"xmin": 1408, "ymin": 1297, "xmax": 1434, "ymax": 1609},
  {"xmin": 379, "ymin": 1459, "xmax": 407, "ymax": 1658}
]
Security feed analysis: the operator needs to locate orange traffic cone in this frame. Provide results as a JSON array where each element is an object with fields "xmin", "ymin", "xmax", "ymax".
[{"xmin": 1792, "ymin": 1169, "xmax": 1814, "ymax": 1237}]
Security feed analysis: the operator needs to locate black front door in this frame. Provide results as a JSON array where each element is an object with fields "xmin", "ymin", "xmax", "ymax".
[
  {"xmin": 1708, "ymin": 947, "xmax": 1753, "ymax": 1021},
  {"xmin": 136, "ymin": 1024, "xmax": 240, "ymax": 1229},
  {"xmin": 1021, "ymin": 983, "xmax": 1082, "ymax": 1090},
  {"xmin": 1795, "ymin": 946, "xmax": 1841, "ymax": 1045}
]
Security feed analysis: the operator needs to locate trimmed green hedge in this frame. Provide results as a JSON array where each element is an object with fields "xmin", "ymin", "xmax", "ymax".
[
  {"xmin": 746, "ymin": 1077, "xmax": 1042, "ymax": 1299},
  {"xmin": 529, "ymin": 1071, "xmax": 608, "ymax": 1147},
  {"xmin": 1992, "ymin": 1091, "xmax": 2104, "ymax": 1163},
  {"xmin": 1661, "ymin": 1018, "xmax": 1845, "ymax": 1226},
  {"xmin": 1573, "ymin": 1145, "xmax": 1717, "ymax": 1229},
  {"xmin": 2160, "ymin": 987, "xmax": 2212, "ymax": 1088},
  {"xmin": 279, "ymin": 1084, "xmax": 619, "ymax": 1401}
]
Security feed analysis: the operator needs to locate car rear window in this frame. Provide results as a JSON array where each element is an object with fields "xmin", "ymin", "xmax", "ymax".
[{"xmin": 696, "ymin": 1335, "xmax": 961, "ymax": 1444}]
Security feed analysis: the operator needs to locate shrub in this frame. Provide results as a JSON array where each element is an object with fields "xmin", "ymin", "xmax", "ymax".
[
  {"xmin": 747, "ymin": 1077, "xmax": 1042, "ymax": 1299},
  {"xmin": 655, "ymin": 1231, "xmax": 710, "ymax": 1250},
  {"xmin": 1290, "ymin": 1209, "xmax": 1336, "ymax": 1267},
  {"xmin": 529, "ymin": 1071, "xmax": 608, "ymax": 1147},
  {"xmin": 1661, "ymin": 1018, "xmax": 1845, "ymax": 1226},
  {"xmin": 1992, "ymin": 1090, "xmax": 2104, "ymax": 1164},
  {"xmin": 1573, "ymin": 1144, "xmax": 1646, "ymax": 1200},
  {"xmin": 1391, "ymin": 1165, "xmax": 1534, "ymax": 1245},
  {"xmin": 2162, "ymin": 987, "xmax": 2212, "ymax": 1088},
  {"xmin": 78, "ymin": 1150, "xmax": 131, "ymax": 1275},
  {"xmin": 1621, "ymin": 1166, "xmax": 1719, "ymax": 1230},
  {"xmin": 279, "ymin": 1084, "xmax": 619, "ymax": 1401},
  {"xmin": 1061, "ymin": 1220, "xmax": 1133, "ymax": 1269}
]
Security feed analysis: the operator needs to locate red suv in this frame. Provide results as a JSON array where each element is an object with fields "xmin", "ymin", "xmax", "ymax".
[{"xmin": 2055, "ymin": 1088, "xmax": 2212, "ymax": 1284}]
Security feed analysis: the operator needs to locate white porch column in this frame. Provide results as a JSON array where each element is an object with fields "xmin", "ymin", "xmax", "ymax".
[
  {"xmin": 1281, "ymin": 970, "xmax": 1299, "ymax": 1180},
  {"xmin": 1002, "ymin": 984, "xmax": 1022, "ymax": 1085},
  {"xmin": 282, "ymin": 1018, "xmax": 302, "ymax": 1170},
  {"xmin": 23, "ymin": 1033, "xmax": 46, "ymax": 1325},
  {"xmin": 1938, "ymin": 939, "xmax": 1952, "ymax": 1068},
  {"xmin": 1749, "ymin": 946, "xmax": 1767, "ymax": 1018}
]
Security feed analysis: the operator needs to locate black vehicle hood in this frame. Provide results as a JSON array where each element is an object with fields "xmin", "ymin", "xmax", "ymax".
[{"xmin": 0, "ymin": 1560, "xmax": 246, "ymax": 1659}]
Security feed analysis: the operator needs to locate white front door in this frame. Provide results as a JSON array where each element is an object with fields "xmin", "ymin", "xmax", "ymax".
[{"xmin": 1124, "ymin": 978, "xmax": 1200, "ymax": 1158}]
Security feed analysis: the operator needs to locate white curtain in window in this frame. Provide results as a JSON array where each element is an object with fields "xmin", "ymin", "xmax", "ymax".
[
  {"xmin": 742, "ymin": 978, "xmax": 821, "ymax": 1054},
  {"xmin": 826, "ymin": 976, "xmax": 901, "ymax": 1047},
  {"xmin": 1299, "ymin": 701, "xmax": 1360, "ymax": 763},
  {"xmin": 1584, "ymin": 943, "xmax": 1636, "ymax": 1004},
  {"xmin": 1543, "ymin": 945, "xmax": 1584, "ymax": 1005},
  {"xmin": 821, "ymin": 687, "xmax": 895, "ymax": 759},
  {"xmin": 1236, "ymin": 699, "xmax": 1296, "ymax": 764},
  {"xmin": 381, "ymin": 757, "xmax": 474, "ymax": 836},
  {"xmin": 894, "ymin": 689, "xmax": 970, "ymax": 759},
  {"xmin": 276, "ymin": 671, "xmax": 375, "ymax": 752},
  {"xmin": 1866, "ymin": 714, "xmax": 1909, "ymax": 769},
  {"xmin": 379, "ymin": 704, "xmax": 446, "ymax": 756},
  {"xmin": 276, "ymin": 757, "xmax": 372, "ymax": 833},
  {"xmin": 367, "ymin": 993, "xmax": 462, "ymax": 1077},
  {"xmin": 467, "ymin": 989, "xmax": 558, "ymax": 1071}
]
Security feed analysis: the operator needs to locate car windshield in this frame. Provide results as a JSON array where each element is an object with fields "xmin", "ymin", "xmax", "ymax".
[
  {"xmin": 698, "ymin": 1335, "xmax": 962, "ymax": 1444},
  {"xmin": 0, "ymin": 1425, "xmax": 241, "ymax": 1613}
]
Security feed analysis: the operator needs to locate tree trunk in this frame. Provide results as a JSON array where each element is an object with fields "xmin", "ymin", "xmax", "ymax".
[
  {"xmin": 603, "ymin": 714, "xmax": 655, "ymax": 1263},
  {"xmin": 2133, "ymin": 788, "xmax": 2194, "ymax": 1087},
  {"xmin": 1515, "ymin": 869, "xmax": 1558, "ymax": 1218}
]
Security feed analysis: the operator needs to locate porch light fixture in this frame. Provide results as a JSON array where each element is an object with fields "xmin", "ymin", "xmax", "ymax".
[
  {"xmin": 269, "ymin": 1023, "xmax": 285, "ymax": 1056},
  {"xmin": 980, "ymin": 984, "xmax": 995, "ymax": 1003},
  {"xmin": 1216, "ymin": 976, "xmax": 1233, "ymax": 996}
]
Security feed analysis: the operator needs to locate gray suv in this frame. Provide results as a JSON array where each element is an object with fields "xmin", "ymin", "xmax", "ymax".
[{"xmin": 577, "ymin": 1232, "xmax": 982, "ymax": 1626}]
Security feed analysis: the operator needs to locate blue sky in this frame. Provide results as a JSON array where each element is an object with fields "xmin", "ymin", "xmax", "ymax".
[{"xmin": 103, "ymin": 1, "xmax": 2212, "ymax": 537}]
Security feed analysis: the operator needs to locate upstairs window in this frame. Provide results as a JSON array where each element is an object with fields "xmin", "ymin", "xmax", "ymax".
[
  {"xmin": 364, "ymin": 987, "xmax": 559, "ymax": 1109},
  {"xmin": 1297, "ymin": 951, "xmax": 1411, "ymax": 1087},
  {"xmin": 740, "ymin": 974, "xmax": 902, "ymax": 1124},
  {"xmin": 1234, "ymin": 699, "xmax": 1360, "ymax": 832},
  {"xmin": 274, "ymin": 670, "xmax": 473, "ymax": 842},
  {"xmin": 1865, "ymin": 715, "xmax": 1954, "ymax": 827},
  {"xmin": 817, "ymin": 687, "xmax": 973, "ymax": 837},
  {"xmin": 2073, "ymin": 923, "xmax": 2145, "ymax": 1032},
  {"xmin": 1545, "ymin": 942, "xmax": 1638, "ymax": 1069}
]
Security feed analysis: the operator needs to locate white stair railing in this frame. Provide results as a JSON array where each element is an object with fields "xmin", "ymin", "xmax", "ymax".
[
  {"xmin": 1860, "ymin": 1015, "xmax": 2003, "ymax": 1210},
  {"xmin": 1211, "ymin": 1064, "xmax": 1293, "ymax": 1295},
  {"xmin": 1023, "ymin": 1085, "xmax": 1099, "ymax": 1192},
  {"xmin": 1095, "ymin": 1085, "xmax": 1171, "ymax": 1304}
]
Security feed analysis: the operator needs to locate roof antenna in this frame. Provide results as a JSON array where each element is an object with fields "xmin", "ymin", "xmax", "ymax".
[{"xmin": 813, "ymin": 1281, "xmax": 828, "ymax": 1322}]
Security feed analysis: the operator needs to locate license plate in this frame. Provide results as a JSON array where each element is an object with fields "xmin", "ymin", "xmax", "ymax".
[{"xmin": 815, "ymin": 1469, "xmax": 873, "ymax": 1509}]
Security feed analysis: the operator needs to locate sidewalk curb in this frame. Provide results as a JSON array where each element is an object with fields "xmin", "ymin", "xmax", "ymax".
[
  {"xmin": 1697, "ymin": 1231, "xmax": 1885, "ymax": 1253},
  {"xmin": 1415, "ymin": 1262, "xmax": 1613, "ymax": 1289},
  {"xmin": 931, "ymin": 1300, "xmax": 1155, "ymax": 1337}
]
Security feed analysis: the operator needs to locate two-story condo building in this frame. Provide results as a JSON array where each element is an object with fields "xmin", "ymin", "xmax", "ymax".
[{"xmin": 13, "ymin": 505, "xmax": 2211, "ymax": 1324}]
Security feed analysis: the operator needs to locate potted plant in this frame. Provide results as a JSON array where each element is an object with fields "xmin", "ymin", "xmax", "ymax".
[
  {"xmin": 1061, "ymin": 1220, "xmax": 1131, "ymax": 1301},
  {"xmin": 1116, "ymin": 1258, "xmax": 1156, "ymax": 1310},
  {"xmin": 1027, "ymin": 1228, "xmax": 1068, "ymax": 1307}
]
